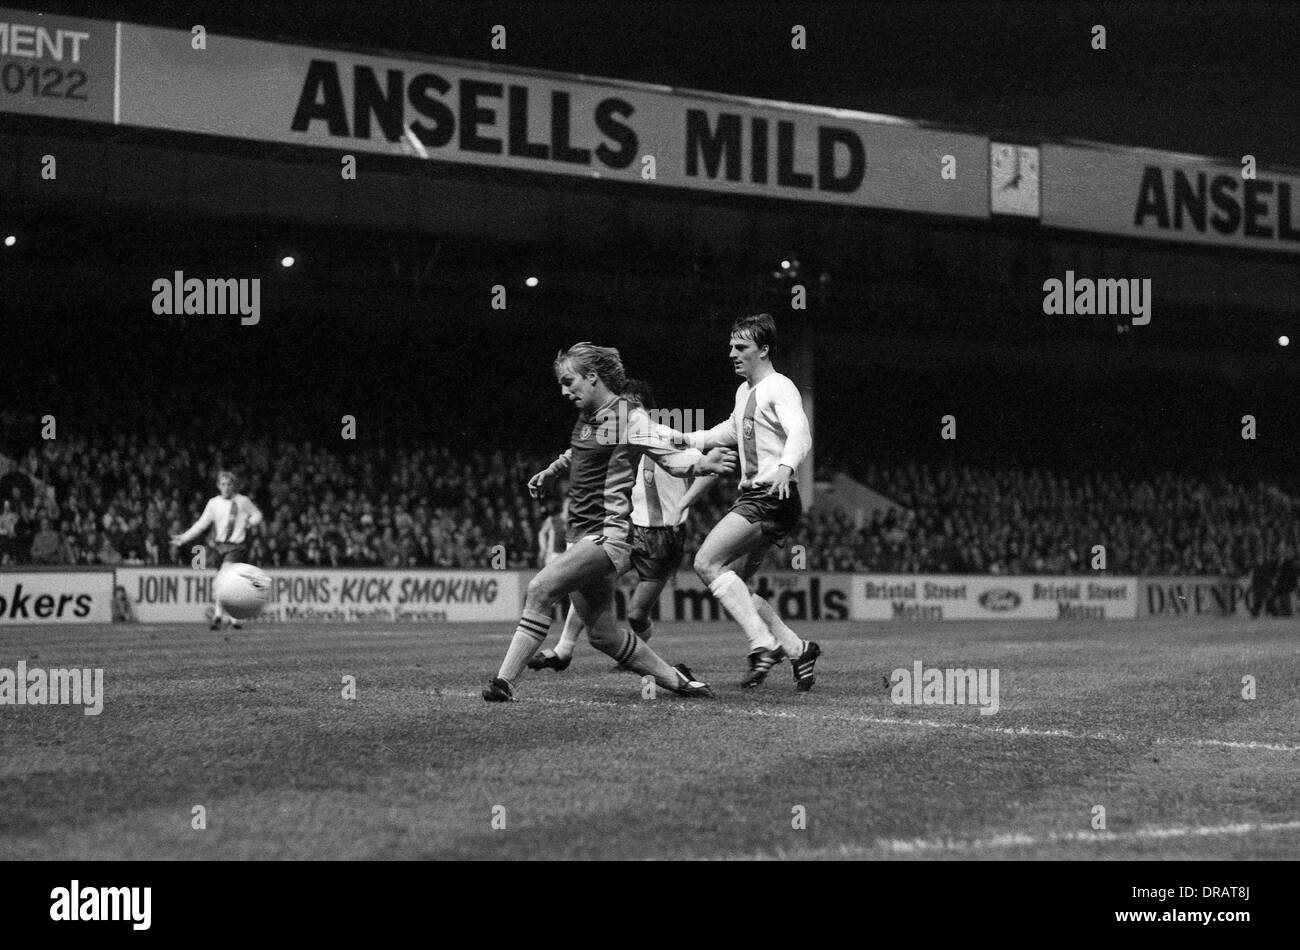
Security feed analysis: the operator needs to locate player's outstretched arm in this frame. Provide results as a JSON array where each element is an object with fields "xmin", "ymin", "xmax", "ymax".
[
  {"xmin": 630, "ymin": 408, "xmax": 728, "ymax": 477},
  {"xmin": 696, "ymin": 447, "xmax": 738, "ymax": 476},
  {"xmin": 170, "ymin": 502, "xmax": 214, "ymax": 547},
  {"xmin": 666, "ymin": 417, "xmax": 738, "ymax": 451}
]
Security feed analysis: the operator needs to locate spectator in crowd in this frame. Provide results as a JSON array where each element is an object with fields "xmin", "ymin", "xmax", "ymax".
[
  {"xmin": 1270, "ymin": 542, "xmax": 1297, "ymax": 618},
  {"xmin": 1251, "ymin": 549, "xmax": 1278, "ymax": 617},
  {"xmin": 94, "ymin": 530, "xmax": 124, "ymax": 566},
  {"xmin": 111, "ymin": 585, "xmax": 138, "ymax": 623},
  {"xmin": 29, "ymin": 516, "xmax": 62, "ymax": 564},
  {"xmin": 0, "ymin": 499, "xmax": 16, "ymax": 565}
]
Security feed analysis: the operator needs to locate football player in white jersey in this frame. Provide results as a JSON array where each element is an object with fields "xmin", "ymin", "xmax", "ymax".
[
  {"xmin": 170, "ymin": 470, "xmax": 264, "ymax": 630},
  {"xmin": 677, "ymin": 313, "xmax": 822, "ymax": 690}
]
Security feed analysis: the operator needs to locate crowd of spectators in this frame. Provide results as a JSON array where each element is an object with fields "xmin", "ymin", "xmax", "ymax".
[
  {"xmin": 0, "ymin": 417, "xmax": 1296, "ymax": 577},
  {"xmin": 764, "ymin": 462, "xmax": 1299, "ymax": 577},
  {"xmin": 0, "ymin": 430, "xmax": 545, "ymax": 571}
]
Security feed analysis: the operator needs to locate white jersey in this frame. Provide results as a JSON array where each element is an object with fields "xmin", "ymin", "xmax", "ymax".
[
  {"xmin": 688, "ymin": 371, "xmax": 811, "ymax": 485},
  {"xmin": 631, "ymin": 453, "xmax": 694, "ymax": 527},
  {"xmin": 195, "ymin": 493, "xmax": 262, "ymax": 544}
]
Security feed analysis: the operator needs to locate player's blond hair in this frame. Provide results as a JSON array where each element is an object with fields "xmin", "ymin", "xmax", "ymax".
[{"xmin": 554, "ymin": 342, "xmax": 627, "ymax": 393}]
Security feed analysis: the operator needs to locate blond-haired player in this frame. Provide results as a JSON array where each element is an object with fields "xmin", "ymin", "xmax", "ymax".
[
  {"xmin": 530, "ymin": 378, "xmax": 716, "ymax": 671},
  {"xmin": 482, "ymin": 345, "xmax": 736, "ymax": 702},
  {"xmin": 170, "ymin": 470, "xmax": 263, "ymax": 630}
]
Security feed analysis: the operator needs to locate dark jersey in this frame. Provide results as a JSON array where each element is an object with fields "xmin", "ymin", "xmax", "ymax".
[{"xmin": 553, "ymin": 396, "xmax": 703, "ymax": 543}]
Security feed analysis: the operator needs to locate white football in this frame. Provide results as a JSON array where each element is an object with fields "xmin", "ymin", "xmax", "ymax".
[{"xmin": 214, "ymin": 562, "xmax": 272, "ymax": 619}]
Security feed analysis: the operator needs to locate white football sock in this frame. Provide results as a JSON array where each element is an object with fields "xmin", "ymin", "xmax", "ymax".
[
  {"xmin": 497, "ymin": 608, "xmax": 552, "ymax": 686},
  {"xmin": 753, "ymin": 593, "xmax": 803, "ymax": 658},
  {"xmin": 709, "ymin": 571, "xmax": 777, "ymax": 653}
]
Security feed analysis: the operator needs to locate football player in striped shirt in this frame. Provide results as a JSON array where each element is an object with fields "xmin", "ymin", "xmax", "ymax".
[
  {"xmin": 482, "ymin": 345, "xmax": 737, "ymax": 702},
  {"xmin": 675, "ymin": 313, "xmax": 822, "ymax": 691},
  {"xmin": 170, "ymin": 470, "xmax": 264, "ymax": 630},
  {"xmin": 529, "ymin": 378, "xmax": 717, "ymax": 671},
  {"xmin": 536, "ymin": 497, "xmax": 569, "ymax": 621}
]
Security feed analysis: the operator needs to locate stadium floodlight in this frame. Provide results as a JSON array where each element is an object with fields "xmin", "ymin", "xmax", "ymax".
[
  {"xmin": 1280, "ymin": 335, "xmax": 1290, "ymax": 347},
  {"xmin": 280, "ymin": 255, "xmax": 296, "ymax": 268},
  {"xmin": 525, "ymin": 276, "xmax": 539, "ymax": 288},
  {"xmin": 3, "ymin": 234, "xmax": 15, "ymax": 247}
]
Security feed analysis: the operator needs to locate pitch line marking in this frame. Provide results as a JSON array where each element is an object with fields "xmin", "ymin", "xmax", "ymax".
[
  {"xmin": 439, "ymin": 691, "xmax": 1300, "ymax": 753},
  {"xmin": 752, "ymin": 819, "xmax": 1300, "ymax": 859}
]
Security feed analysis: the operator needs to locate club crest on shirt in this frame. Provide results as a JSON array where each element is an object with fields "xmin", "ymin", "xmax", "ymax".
[
  {"xmin": 742, "ymin": 418, "xmax": 755, "ymax": 439},
  {"xmin": 580, "ymin": 424, "xmax": 593, "ymax": 441},
  {"xmin": 644, "ymin": 466, "xmax": 655, "ymax": 484}
]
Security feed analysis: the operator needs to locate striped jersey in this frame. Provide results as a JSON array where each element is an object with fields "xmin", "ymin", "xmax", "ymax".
[
  {"xmin": 552, "ymin": 396, "xmax": 704, "ymax": 542},
  {"xmin": 631, "ymin": 451, "xmax": 695, "ymax": 527},
  {"xmin": 687, "ymin": 371, "xmax": 811, "ymax": 485},
  {"xmin": 195, "ymin": 493, "xmax": 263, "ymax": 544}
]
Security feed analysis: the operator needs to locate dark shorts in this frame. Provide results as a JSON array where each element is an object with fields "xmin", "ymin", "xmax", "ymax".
[
  {"xmin": 211, "ymin": 542, "xmax": 248, "ymax": 567},
  {"xmin": 630, "ymin": 525, "xmax": 685, "ymax": 582},
  {"xmin": 578, "ymin": 533, "xmax": 634, "ymax": 577},
  {"xmin": 729, "ymin": 484, "xmax": 801, "ymax": 548}
]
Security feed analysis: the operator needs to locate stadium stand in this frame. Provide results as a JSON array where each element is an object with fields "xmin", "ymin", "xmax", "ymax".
[{"xmin": 3, "ymin": 405, "xmax": 1297, "ymax": 579}]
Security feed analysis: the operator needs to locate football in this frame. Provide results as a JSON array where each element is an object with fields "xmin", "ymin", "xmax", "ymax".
[{"xmin": 214, "ymin": 562, "xmax": 272, "ymax": 619}]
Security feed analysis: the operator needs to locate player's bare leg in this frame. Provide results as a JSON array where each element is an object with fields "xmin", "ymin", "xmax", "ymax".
[
  {"xmin": 626, "ymin": 575, "xmax": 667, "ymax": 643},
  {"xmin": 607, "ymin": 574, "xmax": 671, "ymax": 671},
  {"xmin": 573, "ymin": 574, "xmax": 711, "ymax": 696},
  {"xmin": 529, "ymin": 568, "xmax": 665, "ymax": 672},
  {"xmin": 483, "ymin": 540, "xmax": 610, "ymax": 700}
]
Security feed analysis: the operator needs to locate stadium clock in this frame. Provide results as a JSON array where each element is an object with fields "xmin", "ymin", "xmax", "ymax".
[{"xmin": 990, "ymin": 143, "xmax": 1041, "ymax": 217}]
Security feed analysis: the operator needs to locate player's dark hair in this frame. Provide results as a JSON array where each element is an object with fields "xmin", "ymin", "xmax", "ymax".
[
  {"xmin": 732, "ymin": 313, "xmax": 777, "ymax": 358},
  {"xmin": 554, "ymin": 342, "xmax": 627, "ymax": 393},
  {"xmin": 622, "ymin": 378, "xmax": 657, "ymax": 410}
]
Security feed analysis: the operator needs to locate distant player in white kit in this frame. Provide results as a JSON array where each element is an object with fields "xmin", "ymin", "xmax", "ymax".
[
  {"xmin": 674, "ymin": 313, "xmax": 821, "ymax": 690},
  {"xmin": 537, "ymin": 498, "xmax": 570, "ymax": 569},
  {"xmin": 537, "ymin": 497, "xmax": 570, "ymax": 622},
  {"xmin": 170, "ymin": 470, "xmax": 264, "ymax": 630}
]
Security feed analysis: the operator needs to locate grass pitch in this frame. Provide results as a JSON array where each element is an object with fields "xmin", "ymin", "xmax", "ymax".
[{"xmin": 2, "ymin": 616, "xmax": 1298, "ymax": 860}]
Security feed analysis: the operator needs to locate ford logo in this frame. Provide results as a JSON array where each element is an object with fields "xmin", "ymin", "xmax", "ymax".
[{"xmin": 979, "ymin": 589, "xmax": 1021, "ymax": 611}]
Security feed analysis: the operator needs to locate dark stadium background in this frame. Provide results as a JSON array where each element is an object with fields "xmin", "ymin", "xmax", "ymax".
[
  {"xmin": 3, "ymin": 0, "xmax": 1300, "ymax": 875},
  {"xmin": 3, "ymin": 1, "xmax": 1299, "ymax": 574}
]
